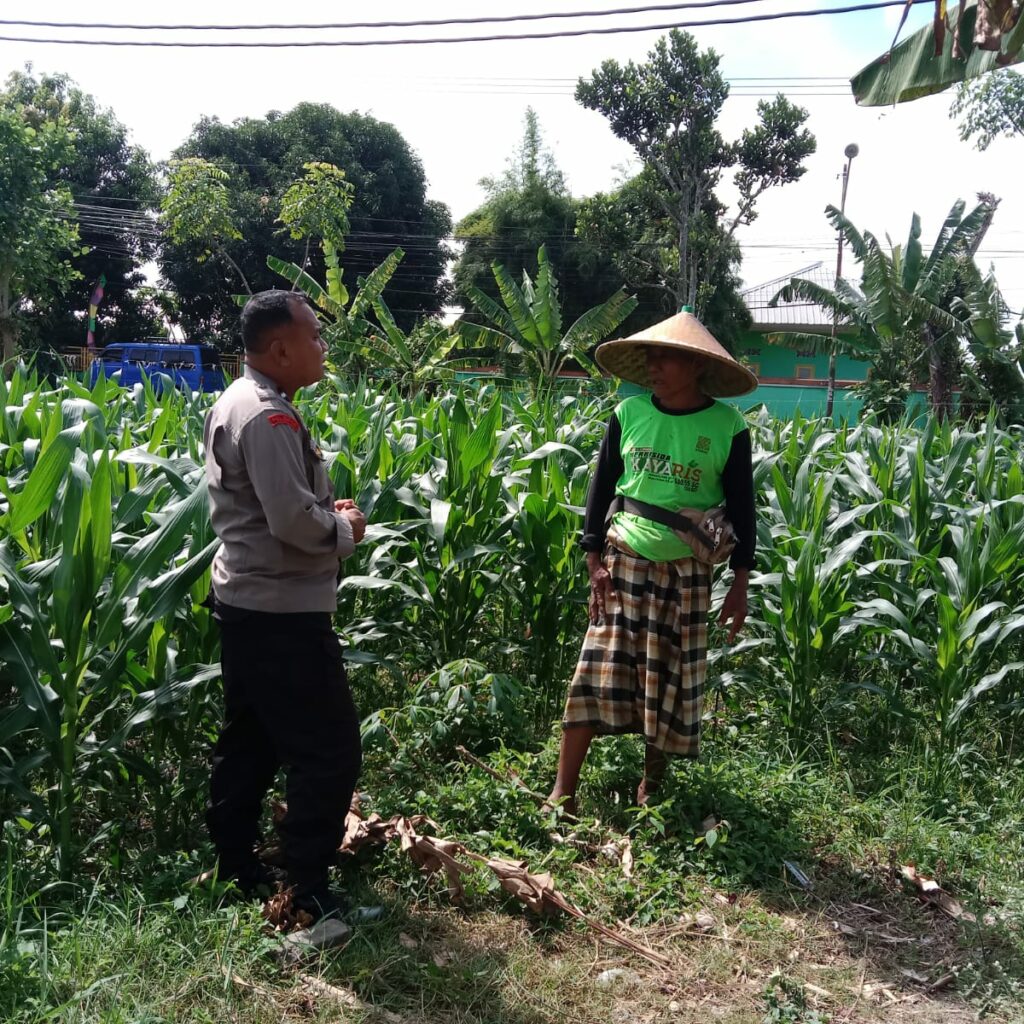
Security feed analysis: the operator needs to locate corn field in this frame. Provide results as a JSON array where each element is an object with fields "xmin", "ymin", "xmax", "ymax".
[{"xmin": 1, "ymin": 367, "xmax": 1023, "ymax": 875}]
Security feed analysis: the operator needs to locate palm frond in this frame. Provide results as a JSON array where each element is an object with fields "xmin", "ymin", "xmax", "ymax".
[
  {"xmin": 491, "ymin": 262, "xmax": 542, "ymax": 347},
  {"xmin": 562, "ymin": 290, "xmax": 638, "ymax": 350},
  {"xmin": 350, "ymin": 247, "xmax": 404, "ymax": 319},
  {"xmin": 463, "ymin": 286, "xmax": 520, "ymax": 340}
]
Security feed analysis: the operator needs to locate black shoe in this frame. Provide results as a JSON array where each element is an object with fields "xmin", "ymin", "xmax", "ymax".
[
  {"xmin": 220, "ymin": 859, "xmax": 287, "ymax": 899},
  {"xmin": 291, "ymin": 884, "xmax": 346, "ymax": 924}
]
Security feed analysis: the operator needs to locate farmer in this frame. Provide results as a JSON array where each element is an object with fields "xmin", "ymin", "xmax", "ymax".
[
  {"xmin": 203, "ymin": 290, "xmax": 365, "ymax": 922},
  {"xmin": 545, "ymin": 308, "xmax": 758, "ymax": 816}
]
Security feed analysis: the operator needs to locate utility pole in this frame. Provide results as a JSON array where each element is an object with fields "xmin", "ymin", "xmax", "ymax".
[{"xmin": 826, "ymin": 143, "xmax": 859, "ymax": 420}]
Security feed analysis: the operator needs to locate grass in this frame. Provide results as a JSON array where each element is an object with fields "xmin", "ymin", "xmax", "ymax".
[{"xmin": 4, "ymin": 723, "xmax": 1023, "ymax": 1024}]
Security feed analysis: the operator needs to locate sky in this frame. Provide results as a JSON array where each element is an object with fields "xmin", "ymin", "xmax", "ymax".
[{"xmin": 2, "ymin": 1, "xmax": 1021, "ymax": 314}]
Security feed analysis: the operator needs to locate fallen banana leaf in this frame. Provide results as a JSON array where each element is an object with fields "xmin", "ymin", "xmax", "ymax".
[
  {"xmin": 395, "ymin": 817, "xmax": 473, "ymax": 902},
  {"xmin": 485, "ymin": 857, "xmax": 561, "ymax": 916},
  {"xmin": 478, "ymin": 855, "xmax": 672, "ymax": 967},
  {"xmin": 341, "ymin": 811, "xmax": 402, "ymax": 854},
  {"xmin": 265, "ymin": 798, "xmax": 675, "ymax": 968}
]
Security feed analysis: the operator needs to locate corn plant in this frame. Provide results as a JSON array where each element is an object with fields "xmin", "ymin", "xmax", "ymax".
[
  {"xmin": 0, "ymin": 368, "xmax": 218, "ymax": 874},
  {"xmin": 5, "ymin": 360, "xmax": 1024, "ymax": 876}
]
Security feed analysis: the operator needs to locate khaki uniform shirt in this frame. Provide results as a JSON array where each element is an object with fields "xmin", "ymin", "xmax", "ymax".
[{"xmin": 204, "ymin": 366, "xmax": 354, "ymax": 613}]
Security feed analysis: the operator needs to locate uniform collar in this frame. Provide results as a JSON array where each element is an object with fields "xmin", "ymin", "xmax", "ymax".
[{"xmin": 244, "ymin": 363, "xmax": 290, "ymax": 401}]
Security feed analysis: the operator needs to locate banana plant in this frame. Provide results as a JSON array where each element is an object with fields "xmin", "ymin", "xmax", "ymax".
[
  {"xmin": 463, "ymin": 245, "xmax": 637, "ymax": 393},
  {"xmin": 770, "ymin": 199, "xmax": 1001, "ymax": 419}
]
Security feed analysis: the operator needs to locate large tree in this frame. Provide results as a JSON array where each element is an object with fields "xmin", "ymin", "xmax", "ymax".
[
  {"xmin": 576, "ymin": 30, "xmax": 815, "ymax": 328},
  {"xmin": 575, "ymin": 168, "xmax": 751, "ymax": 350},
  {"xmin": 159, "ymin": 103, "xmax": 452, "ymax": 343},
  {"xmin": 1, "ymin": 69, "xmax": 162, "ymax": 353},
  {"xmin": 0, "ymin": 103, "xmax": 80, "ymax": 366},
  {"xmin": 454, "ymin": 107, "xmax": 660, "ymax": 337}
]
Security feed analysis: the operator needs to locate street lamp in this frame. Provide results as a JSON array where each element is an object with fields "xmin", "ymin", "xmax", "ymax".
[{"xmin": 826, "ymin": 143, "xmax": 859, "ymax": 419}]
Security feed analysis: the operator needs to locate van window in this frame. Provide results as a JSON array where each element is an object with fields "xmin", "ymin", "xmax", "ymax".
[
  {"xmin": 162, "ymin": 351, "xmax": 196, "ymax": 369},
  {"xmin": 103, "ymin": 347, "xmax": 124, "ymax": 363},
  {"xmin": 200, "ymin": 349, "xmax": 221, "ymax": 368}
]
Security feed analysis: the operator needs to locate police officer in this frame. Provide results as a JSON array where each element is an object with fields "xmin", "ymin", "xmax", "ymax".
[{"xmin": 203, "ymin": 290, "xmax": 366, "ymax": 922}]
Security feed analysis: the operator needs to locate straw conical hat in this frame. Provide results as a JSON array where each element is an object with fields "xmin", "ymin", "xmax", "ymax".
[{"xmin": 596, "ymin": 309, "xmax": 758, "ymax": 397}]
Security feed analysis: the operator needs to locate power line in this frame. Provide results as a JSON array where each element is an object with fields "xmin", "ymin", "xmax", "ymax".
[
  {"xmin": 0, "ymin": 0, "xmax": 931, "ymax": 48},
  {"xmin": 64, "ymin": 212, "xmax": 1024, "ymax": 257},
  {"xmin": 0, "ymin": 1, "xmax": 785, "ymax": 32}
]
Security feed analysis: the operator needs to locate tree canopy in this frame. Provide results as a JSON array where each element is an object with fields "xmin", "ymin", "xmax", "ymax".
[
  {"xmin": 452, "ymin": 109, "xmax": 637, "ymax": 333},
  {"xmin": 1, "ymin": 69, "xmax": 162, "ymax": 354},
  {"xmin": 159, "ymin": 103, "xmax": 452, "ymax": 343},
  {"xmin": 0, "ymin": 101, "xmax": 81, "ymax": 366},
  {"xmin": 575, "ymin": 30, "xmax": 815, "ymax": 342},
  {"xmin": 951, "ymin": 68, "xmax": 1024, "ymax": 148}
]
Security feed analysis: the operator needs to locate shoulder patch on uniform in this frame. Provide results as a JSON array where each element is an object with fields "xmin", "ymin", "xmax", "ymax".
[{"xmin": 267, "ymin": 413, "xmax": 301, "ymax": 432}]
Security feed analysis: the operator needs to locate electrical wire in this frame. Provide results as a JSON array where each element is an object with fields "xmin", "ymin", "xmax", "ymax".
[
  {"xmin": 0, "ymin": 0, "xmax": 931, "ymax": 48},
  {"xmin": 0, "ymin": 1, "xmax": 791, "ymax": 32}
]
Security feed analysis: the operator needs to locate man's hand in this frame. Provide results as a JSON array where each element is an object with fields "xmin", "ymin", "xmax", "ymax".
[
  {"xmin": 336, "ymin": 500, "xmax": 366, "ymax": 544},
  {"xmin": 718, "ymin": 569, "xmax": 749, "ymax": 643},
  {"xmin": 587, "ymin": 552, "xmax": 616, "ymax": 625}
]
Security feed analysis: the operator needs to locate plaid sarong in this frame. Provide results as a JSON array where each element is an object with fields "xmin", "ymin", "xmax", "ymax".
[{"xmin": 562, "ymin": 543, "xmax": 711, "ymax": 757}]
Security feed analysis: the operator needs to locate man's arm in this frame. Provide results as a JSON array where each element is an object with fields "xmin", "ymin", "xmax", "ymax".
[
  {"xmin": 580, "ymin": 414, "xmax": 624, "ymax": 552},
  {"xmin": 722, "ymin": 428, "xmax": 756, "ymax": 571},
  {"xmin": 238, "ymin": 412, "xmax": 354, "ymax": 558},
  {"xmin": 719, "ymin": 427, "xmax": 756, "ymax": 642}
]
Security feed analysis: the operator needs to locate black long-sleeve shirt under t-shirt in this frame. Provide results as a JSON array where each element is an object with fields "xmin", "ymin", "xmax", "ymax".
[{"xmin": 580, "ymin": 400, "xmax": 757, "ymax": 571}]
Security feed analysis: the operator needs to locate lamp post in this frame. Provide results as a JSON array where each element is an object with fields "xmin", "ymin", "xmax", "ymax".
[{"xmin": 825, "ymin": 143, "xmax": 858, "ymax": 419}]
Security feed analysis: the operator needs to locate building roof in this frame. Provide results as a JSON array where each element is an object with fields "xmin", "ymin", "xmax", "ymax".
[{"xmin": 741, "ymin": 262, "xmax": 838, "ymax": 331}]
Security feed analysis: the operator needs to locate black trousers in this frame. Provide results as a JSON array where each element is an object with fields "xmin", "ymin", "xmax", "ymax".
[{"xmin": 206, "ymin": 604, "xmax": 362, "ymax": 887}]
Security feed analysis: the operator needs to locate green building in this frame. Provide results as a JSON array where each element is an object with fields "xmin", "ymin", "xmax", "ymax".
[
  {"xmin": 730, "ymin": 262, "xmax": 868, "ymax": 420},
  {"xmin": 728, "ymin": 262, "xmax": 933, "ymax": 421}
]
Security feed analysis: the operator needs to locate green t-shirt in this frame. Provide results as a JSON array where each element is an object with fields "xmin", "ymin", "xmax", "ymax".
[{"xmin": 611, "ymin": 395, "xmax": 747, "ymax": 561}]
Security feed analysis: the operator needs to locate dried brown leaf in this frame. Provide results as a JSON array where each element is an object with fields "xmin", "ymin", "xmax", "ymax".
[
  {"xmin": 261, "ymin": 887, "xmax": 314, "ymax": 934},
  {"xmin": 486, "ymin": 857, "xmax": 561, "ymax": 916},
  {"xmin": 395, "ymin": 817, "xmax": 473, "ymax": 902},
  {"xmin": 340, "ymin": 811, "xmax": 401, "ymax": 854}
]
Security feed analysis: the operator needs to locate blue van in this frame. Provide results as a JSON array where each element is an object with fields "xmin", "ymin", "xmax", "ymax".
[{"xmin": 88, "ymin": 341, "xmax": 227, "ymax": 393}]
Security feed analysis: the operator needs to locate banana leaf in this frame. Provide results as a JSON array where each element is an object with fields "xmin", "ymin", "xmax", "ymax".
[{"xmin": 852, "ymin": 2, "xmax": 1023, "ymax": 105}]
